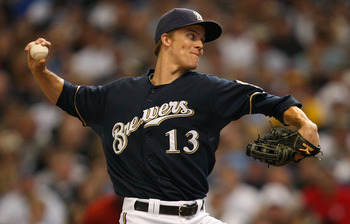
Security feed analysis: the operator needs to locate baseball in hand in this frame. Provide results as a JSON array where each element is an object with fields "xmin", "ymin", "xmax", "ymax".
[{"xmin": 30, "ymin": 44, "xmax": 49, "ymax": 60}]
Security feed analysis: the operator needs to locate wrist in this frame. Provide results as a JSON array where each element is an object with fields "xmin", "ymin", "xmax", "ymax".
[
  {"xmin": 283, "ymin": 106, "xmax": 314, "ymax": 129},
  {"xmin": 300, "ymin": 121, "xmax": 318, "ymax": 132},
  {"xmin": 32, "ymin": 67, "xmax": 49, "ymax": 76}
]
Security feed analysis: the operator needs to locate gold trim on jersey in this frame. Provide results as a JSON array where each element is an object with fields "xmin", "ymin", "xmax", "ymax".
[
  {"xmin": 249, "ymin": 92, "xmax": 262, "ymax": 114},
  {"xmin": 74, "ymin": 86, "xmax": 87, "ymax": 127}
]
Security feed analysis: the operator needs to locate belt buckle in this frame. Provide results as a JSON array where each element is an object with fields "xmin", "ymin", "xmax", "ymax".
[{"xmin": 178, "ymin": 202, "xmax": 198, "ymax": 218}]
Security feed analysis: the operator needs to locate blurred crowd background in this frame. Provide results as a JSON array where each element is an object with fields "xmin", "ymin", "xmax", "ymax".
[{"xmin": 0, "ymin": 0, "xmax": 349, "ymax": 223}]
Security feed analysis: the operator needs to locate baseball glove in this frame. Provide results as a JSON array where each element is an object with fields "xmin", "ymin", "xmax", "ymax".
[{"xmin": 246, "ymin": 126, "xmax": 321, "ymax": 166}]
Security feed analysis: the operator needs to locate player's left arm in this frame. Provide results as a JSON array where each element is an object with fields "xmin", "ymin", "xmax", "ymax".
[{"xmin": 283, "ymin": 106, "xmax": 320, "ymax": 147}]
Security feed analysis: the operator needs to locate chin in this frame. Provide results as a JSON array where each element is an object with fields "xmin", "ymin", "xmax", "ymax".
[
  {"xmin": 188, "ymin": 62, "xmax": 198, "ymax": 70},
  {"xmin": 186, "ymin": 66, "xmax": 197, "ymax": 71},
  {"xmin": 181, "ymin": 61, "xmax": 198, "ymax": 71}
]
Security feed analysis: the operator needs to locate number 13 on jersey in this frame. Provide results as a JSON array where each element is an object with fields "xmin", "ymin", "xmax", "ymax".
[{"xmin": 165, "ymin": 129, "xmax": 199, "ymax": 154}]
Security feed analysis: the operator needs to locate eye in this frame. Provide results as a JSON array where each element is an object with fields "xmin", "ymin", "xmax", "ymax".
[{"xmin": 188, "ymin": 33, "xmax": 195, "ymax": 40}]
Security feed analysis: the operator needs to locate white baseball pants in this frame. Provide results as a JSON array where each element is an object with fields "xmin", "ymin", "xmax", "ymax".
[{"xmin": 119, "ymin": 197, "xmax": 226, "ymax": 224}]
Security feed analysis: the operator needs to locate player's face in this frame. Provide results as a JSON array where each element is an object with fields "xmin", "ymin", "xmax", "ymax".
[{"xmin": 168, "ymin": 25, "xmax": 205, "ymax": 71}]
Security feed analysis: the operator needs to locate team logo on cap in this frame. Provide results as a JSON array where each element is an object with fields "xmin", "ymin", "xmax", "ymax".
[{"xmin": 193, "ymin": 11, "xmax": 203, "ymax": 21}]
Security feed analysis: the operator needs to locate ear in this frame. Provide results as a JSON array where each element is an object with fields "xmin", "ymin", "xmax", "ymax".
[{"xmin": 161, "ymin": 33, "xmax": 172, "ymax": 47}]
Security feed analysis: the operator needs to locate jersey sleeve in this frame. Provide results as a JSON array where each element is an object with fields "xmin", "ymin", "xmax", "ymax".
[
  {"xmin": 56, "ymin": 81, "xmax": 106, "ymax": 127},
  {"xmin": 210, "ymin": 78, "xmax": 301, "ymax": 124},
  {"xmin": 250, "ymin": 92, "xmax": 302, "ymax": 124}
]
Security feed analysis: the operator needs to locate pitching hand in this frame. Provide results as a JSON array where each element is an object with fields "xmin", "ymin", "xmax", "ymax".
[{"xmin": 25, "ymin": 38, "xmax": 51, "ymax": 73}]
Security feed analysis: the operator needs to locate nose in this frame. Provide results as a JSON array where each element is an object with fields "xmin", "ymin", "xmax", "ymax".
[{"xmin": 195, "ymin": 40, "xmax": 204, "ymax": 52}]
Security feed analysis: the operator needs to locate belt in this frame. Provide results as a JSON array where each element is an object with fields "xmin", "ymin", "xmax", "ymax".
[{"xmin": 134, "ymin": 200, "xmax": 202, "ymax": 217}]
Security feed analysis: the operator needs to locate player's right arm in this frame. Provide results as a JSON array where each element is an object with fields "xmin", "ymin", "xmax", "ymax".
[{"xmin": 25, "ymin": 38, "xmax": 64, "ymax": 104}]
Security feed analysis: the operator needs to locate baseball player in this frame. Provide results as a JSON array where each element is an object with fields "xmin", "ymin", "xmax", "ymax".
[{"xmin": 25, "ymin": 8, "xmax": 319, "ymax": 224}]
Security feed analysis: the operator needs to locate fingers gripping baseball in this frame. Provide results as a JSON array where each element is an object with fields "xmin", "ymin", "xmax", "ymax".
[{"xmin": 25, "ymin": 38, "xmax": 51, "ymax": 72}]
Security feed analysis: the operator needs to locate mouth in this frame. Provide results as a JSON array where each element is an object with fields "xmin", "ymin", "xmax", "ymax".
[
  {"xmin": 190, "ymin": 52, "xmax": 200, "ymax": 61},
  {"xmin": 190, "ymin": 52, "xmax": 201, "ymax": 63},
  {"xmin": 191, "ymin": 52, "xmax": 199, "ymax": 57}
]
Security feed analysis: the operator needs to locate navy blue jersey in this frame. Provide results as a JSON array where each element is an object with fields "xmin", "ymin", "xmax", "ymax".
[{"xmin": 57, "ymin": 69, "xmax": 301, "ymax": 200}]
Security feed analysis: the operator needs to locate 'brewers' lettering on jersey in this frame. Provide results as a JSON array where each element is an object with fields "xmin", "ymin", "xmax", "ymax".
[{"xmin": 112, "ymin": 100, "xmax": 194, "ymax": 154}]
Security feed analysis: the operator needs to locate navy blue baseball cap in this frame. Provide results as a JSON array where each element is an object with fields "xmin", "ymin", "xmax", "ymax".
[{"xmin": 155, "ymin": 8, "xmax": 222, "ymax": 44}]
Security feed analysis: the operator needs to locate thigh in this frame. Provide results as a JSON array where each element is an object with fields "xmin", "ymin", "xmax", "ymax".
[
  {"xmin": 119, "ymin": 211, "xmax": 225, "ymax": 224},
  {"xmin": 199, "ymin": 216, "xmax": 227, "ymax": 224},
  {"xmin": 183, "ymin": 211, "xmax": 226, "ymax": 224},
  {"xmin": 119, "ymin": 211, "xmax": 181, "ymax": 224}
]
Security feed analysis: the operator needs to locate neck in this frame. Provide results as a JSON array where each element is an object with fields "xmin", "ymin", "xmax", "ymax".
[{"xmin": 152, "ymin": 54, "xmax": 189, "ymax": 86}]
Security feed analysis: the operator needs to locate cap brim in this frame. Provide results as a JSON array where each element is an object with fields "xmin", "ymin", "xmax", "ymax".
[
  {"xmin": 167, "ymin": 20, "xmax": 222, "ymax": 43},
  {"xmin": 197, "ymin": 21, "xmax": 222, "ymax": 43}
]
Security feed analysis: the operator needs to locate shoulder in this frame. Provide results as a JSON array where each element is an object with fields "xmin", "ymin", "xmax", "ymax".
[
  {"xmin": 184, "ymin": 71, "xmax": 230, "ymax": 84},
  {"xmin": 185, "ymin": 71, "xmax": 251, "ymax": 88},
  {"xmin": 103, "ymin": 73, "xmax": 148, "ymax": 89},
  {"xmin": 75, "ymin": 73, "xmax": 148, "ymax": 97}
]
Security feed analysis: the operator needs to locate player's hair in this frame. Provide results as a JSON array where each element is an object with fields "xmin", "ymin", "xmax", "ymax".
[
  {"xmin": 154, "ymin": 31, "xmax": 175, "ymax": 57},
  {"xmin": 154, "ymin": 40, "xmax": 162, "ymax": 56}
]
